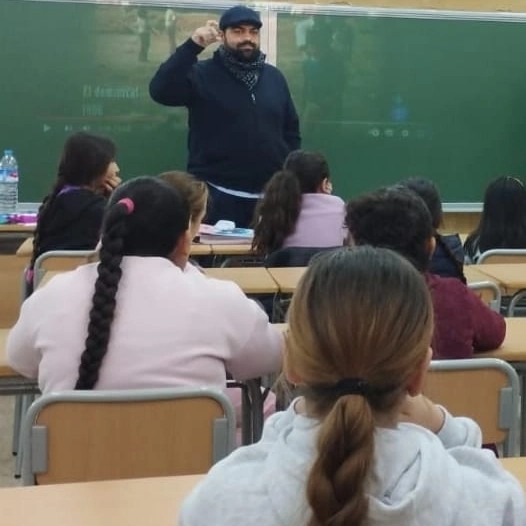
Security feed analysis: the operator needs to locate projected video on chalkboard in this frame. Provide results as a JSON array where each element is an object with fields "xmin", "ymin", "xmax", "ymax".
[
  {"xmin": 0, "ymin": 1, "xmax": 223, "ymax": 201},
  {"xmin": 277, "ymin": 12, "xmax": 526, "ymax": 201}
]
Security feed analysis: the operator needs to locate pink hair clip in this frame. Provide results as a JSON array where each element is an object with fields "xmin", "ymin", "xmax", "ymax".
[{"xmin": 117, "ymin": 198, "xmax": 135, "ymax": 214}]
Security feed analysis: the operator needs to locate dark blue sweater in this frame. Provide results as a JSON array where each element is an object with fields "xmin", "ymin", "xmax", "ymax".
[{"xmin": 149, "ymin": 39, "xmax": 301, "ymax": 193}]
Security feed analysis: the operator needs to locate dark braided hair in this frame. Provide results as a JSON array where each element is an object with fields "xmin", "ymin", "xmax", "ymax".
[
  {"xmin": 75, "ymin": 177, "xmax": 190, "ymax": 390},
  {"xmin": 252, "ymin": 150, "xmax": 331, "ymax": 255},
  {"xmin": 29, "ymin": 132, "xmax": 116, "ymax": 274}
]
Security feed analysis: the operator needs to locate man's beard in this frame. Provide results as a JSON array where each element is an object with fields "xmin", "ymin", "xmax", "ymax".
[{"xmin": 225, "ymin": 41, "xmax": 260, "ymax": 62}]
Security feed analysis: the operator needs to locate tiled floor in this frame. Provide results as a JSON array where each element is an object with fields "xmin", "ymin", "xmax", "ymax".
[{"xmin": 0, "ymin": 396, "xmax": 22, "ymax": 487}]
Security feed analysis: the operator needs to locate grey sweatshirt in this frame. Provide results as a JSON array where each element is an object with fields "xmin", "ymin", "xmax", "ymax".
[{"xmin": 180, "ymin": 402, "xmax": 526, "ymax": 526}]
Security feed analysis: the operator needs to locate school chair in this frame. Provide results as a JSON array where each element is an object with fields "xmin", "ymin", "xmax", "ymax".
[
  {"xmin": 264, "ymin": 245, "xmax": 340, "ymax": 268},
  {"xmin": 31, "ymin": 249, "xmax": 99, "ymax": 289},
  {"xmin": 476, "ymin": 249, "xmax": 526, "ymax": 315},
  {"xmin": 468, "ymin": 281, "xmax": 502, "ymax": 312},
  {"xmin": 265, "ymin": 246, "xmax": 340, "ymax": 322},
  {"xmin": 477, "ymin": 249, "xmax": 526, "ymax": 264},
  {"xmin": 423, "ymin": 358, "xmax": 520, "ymax": 457},
  {"xmin": 21, "ymin": 387, "xmax": 235, "ymax": 485},
  {"xmin": 12, "ymin": 249, "xmax": 100, "ymax": 476}
]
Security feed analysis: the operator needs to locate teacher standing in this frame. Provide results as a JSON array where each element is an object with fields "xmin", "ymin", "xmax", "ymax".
[{"xmin": 149, "ymin": 5, "xmax": 301, "ymax": 228}]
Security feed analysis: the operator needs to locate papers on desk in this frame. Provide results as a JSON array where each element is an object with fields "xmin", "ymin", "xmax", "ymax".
[{"xmin": 198, "ymin": 223, "xmax": 254, "ymax": 245}]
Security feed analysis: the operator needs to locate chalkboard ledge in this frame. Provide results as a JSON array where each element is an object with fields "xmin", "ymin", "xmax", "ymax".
[{"xmin": 443, "ymin": 203, "xmax": 482, "ymax": 212}]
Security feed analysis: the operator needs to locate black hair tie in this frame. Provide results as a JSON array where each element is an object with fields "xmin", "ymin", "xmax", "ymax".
[
  {"xmin": 333, "ymin": 378, "xmax": 370, "ymax": 397},
  {"xmin": 310, "ymin": 377, "xmax": 370, "ymax": 398}
]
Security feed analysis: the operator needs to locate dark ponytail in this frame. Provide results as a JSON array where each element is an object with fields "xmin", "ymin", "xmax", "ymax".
[
  {"xmin": 75, "ymin": 201, "xmax": 129, "ymax": 390},
  {"xmin": 252, "ymin": 170, "xmax": 303, "ymax": 255},
  {"xmin": 435, "ymin": 233, "xmax": 466, "ymax": 284}
]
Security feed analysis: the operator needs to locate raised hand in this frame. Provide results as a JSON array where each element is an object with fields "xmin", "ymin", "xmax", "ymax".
[{"xmin": 191, "ymin": 20, "xmax": 221, "ymax": 48}]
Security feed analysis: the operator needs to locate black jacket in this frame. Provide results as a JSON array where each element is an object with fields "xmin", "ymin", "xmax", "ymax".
[
  {"xmin": 149, "ymin": 39, "xmax": 301, "ymax": 193},
  {"xmin": 37, "ymin": 189, "xmax": 105, "ymax": 257}
]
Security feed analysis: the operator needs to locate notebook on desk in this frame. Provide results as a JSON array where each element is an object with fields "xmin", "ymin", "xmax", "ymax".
[{"xmin": 198, "ymin": 223, "xmax": 254, "ymax": 245}]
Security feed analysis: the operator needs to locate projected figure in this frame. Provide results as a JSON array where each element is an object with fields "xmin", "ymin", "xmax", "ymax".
[{"xmin": 165, "ymin": 8, "xmax": 177, "ymax": 55}]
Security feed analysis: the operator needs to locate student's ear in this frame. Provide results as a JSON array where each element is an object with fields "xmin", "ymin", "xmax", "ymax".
[
  {"xmin": 406, "ymin": 347, "xmax": 432, "ymax": 396},
  {"xmin": 283, "ymin": 335, "xmax": 303, "ymax": 386},
  {"xmin": 170, "ymin": 227, "xmax": 192, "ymax": 269},
  {"xmin": 426, "ymin": 236, "xmax": 436, "ymax": 258},
  {"xmin": 319, "ymin": 178, "xmax": 333, "ymax": 195}
]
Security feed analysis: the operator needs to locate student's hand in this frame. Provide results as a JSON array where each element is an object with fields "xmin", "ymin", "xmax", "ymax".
[
  {"xmin": 102, "ymin": 173, "xmax": 122, "ymax": 195},
  {"xmin": 398, "ymin": 394, "xmax": 445, "ymax": 434},
  {"xmin": 191, "ymin": 20, "xmax": 221, "ymax": 48}
]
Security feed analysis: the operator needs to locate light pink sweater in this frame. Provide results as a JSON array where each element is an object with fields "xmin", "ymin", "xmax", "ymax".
[
  {"xmin": 283, "ymin": 193, "xmax": 347, "ymax": 248},
  {"xmin": 7, "ymin": 257, "xmax": 283, "ymax": 398}
]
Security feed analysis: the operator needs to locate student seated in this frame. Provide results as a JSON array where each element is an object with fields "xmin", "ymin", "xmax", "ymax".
[
  {"xmin": 7, "ymin": 178, "xmax": 282, "ymax": 423},
  {"xmin": 158, "ymin": 170, "xmax": 208, "ymax": 242},
  {"xmin": 159, "ymin": 169, "xmax": 277, "ymax": 421},
  {"xmin": 28, "ymin": 132, "xmax": 121, "ymax": 278},
  {"xmin": 400, "ymin": 177, "xmax": 465, "ymax": 282},
  {"xmin": 346, "ymin": 186, "xmax": 505, "ymax": 359},
  {"xmin": 252, "ymin": 150, "xmax": 346, "ymax": 255},
  {"xmin": 180, "ymin": 247, "xmax": 525, "ymax": 525},
  {"xmin": 465, "ymin": 175, "xmax": 526, "ymax": 263}
]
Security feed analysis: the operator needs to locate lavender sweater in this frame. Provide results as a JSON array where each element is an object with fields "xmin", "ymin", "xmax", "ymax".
[{"xmin": 283, "ymin": 193, "xmax": 346, "ymax": 248}]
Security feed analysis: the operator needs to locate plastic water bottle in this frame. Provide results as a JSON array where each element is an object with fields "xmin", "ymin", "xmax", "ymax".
[{"xmin": 0, "ymin": 149, "xmax": 19, "ymax": 214}]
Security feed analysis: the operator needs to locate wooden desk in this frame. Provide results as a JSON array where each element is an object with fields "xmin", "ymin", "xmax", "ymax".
[
  {"xmin": 501, "ymin": 457, "xmax": 526, "ymax": 486},
  {"xmin": 266, "ymin": 267, "xmax": 306, "ymax": 294},
  {"xmin": 204, "ymin": 267, "xmax": 278, "ymax": 294},
  {"xmin": 16, "ymin": 236, "xmax": 33, "ymax": 257},
  {"xmin": 474, "ymin": 264, "xmax": 526, "ymax": 294},
  {"xmin": 0, "ymin": 474, "xmax": 203, "ymax": 526},
  {"xmin": 0, "ymin": 328, "xmax": 12, "ymax": 377},
  {"xmin": 1, "ymin": 462, "xmax": 525, "ymax": 526},
  {"xmin": 0, "ymin": 328, "xmax": 38, "ymax": 395},
  {"xmin": 190, "ymin": 243, "xmax": 212, "ymax": 256},
  {"xmin": 210, "ymin": 244, "xmax": 254, "ymax": 256},
  {"xmin": 0, "ymin": 224, "xmax": 35, "ymax": 233},
  {"xmin": 17, "ymin": 240, "xmax": 210, "ymax": 258},
  {"xmin": 477, "ymin": 318, "xmax": 526, "ymax": 362},
  {"xmin": 464, "ymin": 265, "xmax": 498, "ymax": 284}
]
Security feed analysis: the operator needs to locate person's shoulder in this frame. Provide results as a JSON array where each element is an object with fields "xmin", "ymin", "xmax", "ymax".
[
  {"xmin": 263, "ymin": 63, "xmax": 289, "ymax": 81},
  {"xmin": 426, "ymin": 272, "xmax": 465, "ymax": 291},
  {"xmin": 179, "ymin": 407, "xmax": 299, "ymax": 525}
]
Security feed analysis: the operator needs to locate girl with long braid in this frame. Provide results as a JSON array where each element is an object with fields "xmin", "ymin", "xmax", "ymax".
[
  {"xmin": 8, "ymin": 177, "xmax": 282, "ymax": 405},
  {"xmin": 28, "ymin": 132, "xmax": 121, "ymax": 286},
  {"xmin": 180, "ymin": 246, "xmax": 525, "ymax": 525}
]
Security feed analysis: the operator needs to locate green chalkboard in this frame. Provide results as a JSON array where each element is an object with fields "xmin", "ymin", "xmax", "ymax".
[
  {"xmin": 2, "ymin": 0, "xmax": 526, "ymax": 203},
  {"xmin": 277, "ymin": 11, "xmax": 526, "ymax": 202}
]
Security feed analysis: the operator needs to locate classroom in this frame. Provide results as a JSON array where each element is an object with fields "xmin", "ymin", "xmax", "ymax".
[{"xmin": 2, "ymin": 0, "xmax": 526, "ymax": 523}]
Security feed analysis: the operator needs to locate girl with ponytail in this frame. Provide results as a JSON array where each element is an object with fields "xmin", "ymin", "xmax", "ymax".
[
  {"xmin": 8, "ymin": 177, "xmax": 282, "ymax": 406},
  {"xmin": 180, "ymin": 246, "xmax": 525, "ymax": 526},
  {"xmin": 252, "ymin": 150, "xmax": 346, "ymax": 255}
]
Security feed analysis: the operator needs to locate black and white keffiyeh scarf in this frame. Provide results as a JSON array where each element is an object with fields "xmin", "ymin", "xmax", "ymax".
[{"xmin": 218, "ymin": 45, "xmax": 266, "ymax": 91}]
